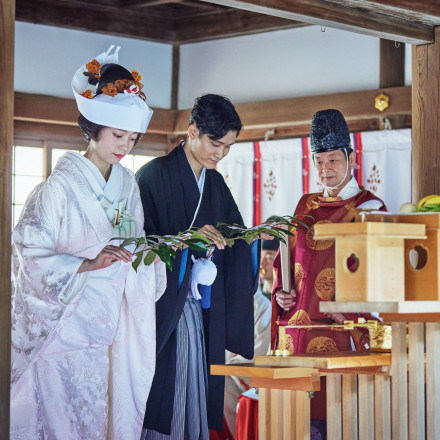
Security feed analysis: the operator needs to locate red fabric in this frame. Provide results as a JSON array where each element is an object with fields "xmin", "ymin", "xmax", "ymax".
[
  {"xmin": 253, "ymin": 142, "xmax": 261, "ymax": 226},
  {"xmin": 269, "ymin": 190, "xmax": 386, "ymax": 420},
  {"xmin": 235, "ymin": 395, "xmax": 258, "ymax": 440},
  {"xmin": 355, "ymin": 132, "xmax": 363, "ymax": 185},
  {"xmin": 209, "ymin": 416, "xmax": 235, "ymax": 440},
  {"xmin": 302, "ymin": 137, "xmax": 310, "ymax": 194},
  {"xmin": 270, "ymin": 190, "xmax": 386, "ymax": 351}
]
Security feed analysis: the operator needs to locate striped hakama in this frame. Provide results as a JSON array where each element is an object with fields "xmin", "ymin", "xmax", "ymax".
[{"xmin": 142, "ymin": 298, "xmax": 209, "ymax": 440}]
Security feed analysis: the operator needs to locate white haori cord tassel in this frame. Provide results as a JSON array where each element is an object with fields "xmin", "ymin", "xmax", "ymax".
[{"xmin": 190, "ymin": 254, "xmax": 217, "ymax": 300}]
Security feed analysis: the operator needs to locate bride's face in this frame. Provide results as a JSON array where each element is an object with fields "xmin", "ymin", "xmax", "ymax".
[{"xmin": 91, "ymin": 127, "xmax": 138, "ymax": 165}]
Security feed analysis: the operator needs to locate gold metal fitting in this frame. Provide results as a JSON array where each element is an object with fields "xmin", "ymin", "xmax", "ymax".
[{"xmin": 375, "ymin": 93, "xmax": 390, "ymax": 112}]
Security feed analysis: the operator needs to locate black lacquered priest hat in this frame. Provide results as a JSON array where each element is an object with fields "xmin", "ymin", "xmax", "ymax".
[{"xmin": 310, "ymin": 109, "xmax": 351, "ymax": 154}]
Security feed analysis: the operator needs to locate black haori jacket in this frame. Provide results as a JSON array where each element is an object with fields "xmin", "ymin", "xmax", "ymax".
[{"xmin": 136, "ymin": 144, "xmax": 258, "ymax": 434}]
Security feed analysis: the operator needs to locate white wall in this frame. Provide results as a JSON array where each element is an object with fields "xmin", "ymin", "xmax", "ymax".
[
  {"xmin": 14, "ymin": 21, "xmax": 173, "ymax": 109},
  {"xmin": 15, "ymin": 22, "xmax": 413, "ymax": 111},
  {"xmin": 180, "ymin": 26, "xmax": 383, "ymax": 109}
]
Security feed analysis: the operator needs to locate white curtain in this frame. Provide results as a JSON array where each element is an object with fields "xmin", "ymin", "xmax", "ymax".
[
  {"xmin": 217, "ymin": 129, "xmax": 412, "ymax": 224},
  {"xmin": 360, "ymin": 129, "xmax": 412, "ymax": 213},
  {"xmin": 259, "ymin": 138, "xmax": 304, "ymax": 220},
  {"xmin": 216, "ymin": 142, "xmax": 254, "ymax": 227}
]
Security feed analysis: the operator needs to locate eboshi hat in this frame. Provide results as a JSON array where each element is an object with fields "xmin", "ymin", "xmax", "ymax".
[{"xmin": 310, "ymin": 109, "xmax": 351, "ymax": 154}]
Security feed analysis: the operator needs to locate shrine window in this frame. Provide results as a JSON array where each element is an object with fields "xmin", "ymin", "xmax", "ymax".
[{"xmin": 12, "ymin": 141, "xmax": 156, "ymax": 228}]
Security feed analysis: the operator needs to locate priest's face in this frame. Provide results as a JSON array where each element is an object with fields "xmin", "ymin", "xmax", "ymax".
[
  {"xmin": 314, "ymin": 149, "xmax": 355, "ymax": 189},
  {"xmin": 186, "ymin": 125, "xmax": 237, "ymax": 170}
]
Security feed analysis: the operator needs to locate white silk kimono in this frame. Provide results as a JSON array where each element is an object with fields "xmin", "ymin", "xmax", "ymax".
[{"xmin": 10, "ymin": 152, "xmax": 166, "ymax": 440}]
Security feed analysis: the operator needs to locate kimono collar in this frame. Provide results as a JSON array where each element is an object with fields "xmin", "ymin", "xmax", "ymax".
[
  {"xmin": 322, "ymin": 176, "xmax": 361, "ymax": 201},
  {"xmin": 182, "ymin": 141, "xmax": 206, "ymax": 226},
  {"xmin": 64, "ymin": 152, "xmax": 122, "ymax": 203}
]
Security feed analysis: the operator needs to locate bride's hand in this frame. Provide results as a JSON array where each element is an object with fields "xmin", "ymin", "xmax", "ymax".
[{"xmin": 78, "ymin": 245, "xmax": 133, "ymax": 273}]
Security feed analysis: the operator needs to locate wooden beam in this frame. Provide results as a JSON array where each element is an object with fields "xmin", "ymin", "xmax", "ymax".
[
  {"xmin": 238, "ymin": 118, "xmax": 385, "ymax": 141},
  {"xmin": 412, "ymin": 26, "xmax": 440, "ymax": 202},
  {"xmin": 174, "ymin": 86, "xmax": 412, "ymax": 133},
  {"xmin": 15, "ymin": 87, "xmax": 412, "ymax": 145},
  {"xmin": 199, "ymin": 0, "xmax": 434, "ymax": 44},
  {"xmin": 118, "ymin": 0, "xmax": 219, "ymax": 9},
  {"xmin": 14, "ymin": 120, "xmax": 170, "ymax": 153},
  {"xmin": 0, "ymin": 0, "xmax": 14, "ymax": 434},
  {"xmin": 16, "ymin": 0, "xmax": 176, "ymax": 43},
  {"xmin": 175, "ymin": 8, "xmax": 306, "ymax": 42},
  {"xmin": 178, "ymin": 0, "xmax": 220, "ymax": 9},
  {"xmin": 14, "ymin": 93, "xmax": 176, "ymax": 135},
  {"xmin": 350, "ymin": 1, "xmax": 440, "ymax": 22},
  {"xmin": 120, "ymin": 0, "xmax": 177, "ymax": 7}
]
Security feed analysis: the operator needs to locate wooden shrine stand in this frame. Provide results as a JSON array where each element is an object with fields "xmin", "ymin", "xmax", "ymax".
[
  {"xmin": 212, "ymin": 350, "xmax": 393, "ymax": 440},
  {"xmin": 211, "ymin": 362, "xmax": 320, "ymax": 439},
  {"xmin": 212, "ymin": 220, "xmax": 440, "ymax": 439}
]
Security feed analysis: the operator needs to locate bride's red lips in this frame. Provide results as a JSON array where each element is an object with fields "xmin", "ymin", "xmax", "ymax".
[{"xmin": 114, "ymin": 154, "xmax": 125, "ymax": 159}]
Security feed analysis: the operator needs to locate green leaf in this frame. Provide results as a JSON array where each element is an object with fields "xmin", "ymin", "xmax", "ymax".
[
  {"xmin": 110, "ymin": 236, "xmax": 126, "ymax": 242},
  {"xmin": 132, "ymin": 252, "xmax": 143, "ymax": 272},
  {"xmin": 272, "ymin": 226, "xmax": 296, "ymax": 237},
  {"xmin": 190, "ymin": 230, "xmax": 212, "ymax": 244},
  {"xmin": 226, "ymin": 239, "xmax": 235, "ymax": 247},
  {"xmin": 122, "ymin": 238, "xmax": 138, "ymax": 247},
  {"xmin": 186, "ymin": 240, "xmax": 209, "ymax": 252},
  {"xmin": 143, "ymin": 251, "xmax": 157, "ymax": 266},
  {"xmin": 243, "ymin": 235, "xmax": 254, "ymax": 245}
]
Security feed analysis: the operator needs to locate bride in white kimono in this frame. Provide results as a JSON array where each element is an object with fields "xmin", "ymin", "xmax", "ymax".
[{"xmin": 10, "ymin": 46, "xmax": 166, "ymax": 440}]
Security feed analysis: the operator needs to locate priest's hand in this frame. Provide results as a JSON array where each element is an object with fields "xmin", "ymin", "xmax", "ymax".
[
  {"xmin": 255, "ymin": 233, "xmax": 275, "ymax": 241},
  {"xmin": 78, "ymin": 245, "xmax": 133, "ymax": 273},
  {"xmin": 324, "ymin": 312, "xmax": 346, "ymax": 324},
  {"xmin": 275, "ymin": 288, "xmax": 297, "ymax": 311},
  {"xmin": 198, "ymin": 224, "xmax": 227, "ymax": 250}
]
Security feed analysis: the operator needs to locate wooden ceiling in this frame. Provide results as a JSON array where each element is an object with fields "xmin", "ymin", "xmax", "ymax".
[
  {"xmin": 15, "ymin": 0, "xmax": 440, "ymax": 45},
  {"xmin": 15, "ymin": 0, "xmax": 305, "ymax": 44}
]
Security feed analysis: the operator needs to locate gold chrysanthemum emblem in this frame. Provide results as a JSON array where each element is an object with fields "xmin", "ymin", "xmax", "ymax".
[
  {"xmin": 295, "ymin": 262, "xmax": 304, "ymax": 292},
  {"xmin": 314, "ymin": 268, "xmax": 335, "ymax": 300},
  {"xmin": 306, "ymin": 220, "xmax": 334, "ymax": 251},
  {"xmin": 288, "ymin": 309, "xmax": 312, "ymax": 326},
  {"xmin": 306, "ymin": 336, "xmax": 338, "ymax": 353}
]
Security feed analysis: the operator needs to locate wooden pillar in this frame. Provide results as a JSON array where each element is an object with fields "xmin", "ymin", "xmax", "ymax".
[
  {"xmin": 342, "ymin": 374, "xmax": 357, "ymax": 439},
  {"xmin": 426, "ymin": 323, "xmax": 440, "ymax": 440},
  {"xmin": 258, "ymin": 388, "xmax": 271, "ymax": 440},
  {"xmin": 408, "ymin": 322, "xmax": 425, "ymax": 440},
  {"xmin": 358, "ymin": 375, "xmax": 374, "ymax": 440},
  {"xmin": 379, "ymin": 39, "xmax": 406, "ymax": 129},
  {"xmin": 380, "ymin": 39, "xmax": 405, "ymax": 88},
  {"xmin": 391, "ymin": 322, "xmax": 408, "ymax": 440},
  {"xmin": 0, "ymin": 0, "xmax": 14, "ymax": 435},
  {"xmin": 412, "ymin": 26, "xmax": 440, "ymax": 202},
  {"xmin": 374, "ymin": 375, "xmax": 391, "ymax": 440},
  {"xmin": 171, "ymin": 44, "xmax": 180, "ymax": 110},
  {"xmin": 327, "ymin": 373, "xmax": 342, "ymax": 440}
]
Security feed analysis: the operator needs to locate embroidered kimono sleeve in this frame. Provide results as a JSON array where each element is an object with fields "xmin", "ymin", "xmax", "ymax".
[
  {"xmin": 13, "ymin": 179, "xmax": 86, "ymax": 305},
  {"xmin": 126, "ymin": 176, "xmax": 166, "ymax": 301}
]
